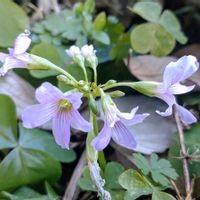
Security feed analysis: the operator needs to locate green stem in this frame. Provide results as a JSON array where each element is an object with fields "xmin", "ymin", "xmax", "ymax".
[
  {"xmin": 103, "ymin": 82, "xmax": 136, "ymax": 91},
  {"xmin": 83, "ymin": 68, "xmax": 88, "ymax": 82},
  {"xmin": 92, "ymin": 113, "xmax": 106, "ymax": 171},
  {"xmin": 93, "ymin": 67, "xmax": 97, "ymax": 85}
]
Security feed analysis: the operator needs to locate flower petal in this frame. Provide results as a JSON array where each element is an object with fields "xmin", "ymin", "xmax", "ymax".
[
  {"xmin": 121, "ymin": 113, "xmax": 150, "ymax": 126},
  {"xmin": 70, "ymin": 109, "xmax": 92, "ymax": 132},
  {"xmin": 35, "ymin": 82, "xmax": 64, "ymax": 103},
  {"xmin": 169, "ymin": 83, "xmax": 195, "ymax": 95},
  {"xmin": 112, "ymin": 121, "xmax": 136, "ymax": 150},
  {"xmin": 22, "ymin": 103, "xmax": 57, "ymax": 128},
  {"xmin": 92, "ymin": 123, "xmax": 112, "ymax": 151},
  {"xmin": 118, "ymin": 106, "xmax": 139, "ymax": 120},
  {"xmin": 0, "ymin": 53, "xmax": 8, "ymax": 62},
  {"xmin": 156, "ymin": 105, "xmax": 173, "ymax": 117},
  {"xmin": 163, "ymin": 55, "xmax": 199, "ymax": 88},
  {"xmin": 65, "ymin": 92, "xmax": 83, "ymax": 109},
  {"xmin": 0, "ymin": 57, "xmax": 26, "ymax": 76},
  {"xmin": 13, "ymin": 31, "xmax": 31, "ymax": 55},
  {"xmin": 176, "ymin": 104, "xmax": 197, "ymax": 125},
  {"xmin": 52, "ymin": 111, "xmax": 71, "ymax": 149}
]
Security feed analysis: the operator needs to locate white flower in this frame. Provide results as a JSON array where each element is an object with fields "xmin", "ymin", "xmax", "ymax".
[
  {"xmin": 81, "ymin": 45, "xmax": 96, "ymax": 58},
  {"xmin": 65, "ymin": 46, "xmax": 81, "ymax": 58}
]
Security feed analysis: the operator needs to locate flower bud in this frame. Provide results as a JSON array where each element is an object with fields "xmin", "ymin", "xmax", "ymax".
[
  {"xmin": 66, "ymin": 46, "xmax": 85, "ymax": 68},
  {"xmin": 108, "ymin": 90, "xmax": 125, "ymax": 98},
  {"xmin": 28, "ymin": 54, "xmax": 57, "ymax": 70},
  {"xmin": 56, "ymin": 75, "xmax": 74, "ymax": 85},
  {"xmin": 130, "ymin": 81, "xmax": 159, "ymax": 97},
  {"xmin": 89, "ymin": 95, "xmax": 99, "ymax": 115},
  {"xmin": 81, "ymin": 45, "xmax": 98, "ymax": 69}
]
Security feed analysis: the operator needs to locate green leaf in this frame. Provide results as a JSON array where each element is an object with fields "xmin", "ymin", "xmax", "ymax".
[
  {"xmin": 130, "ymin": 23, "xmax": 175, "ymax": 56},
  {"xmin": 42, "ymin": 12, "xmax": 69, "ymax": 36},
  {"xmin": 119, "ymin": 169, "xmax": 153, "ymax": 199},
  {"xmin": 130, "ymin": 1, "xmax": 161, "ymax": 22},
  {"xmin": 134, "ymin": 153, "xmax": 178, "ymax": 186},
  {"xmin": 0, "ymin": 95, "xmax": 17, "ymax": 149},
  {"xmin": 78, "ymin": 167, "xmax": 96, "ymax": 192},
  {"xmin": 133, "ymin": 153, "xmax": 150, "ymax": 175},
  {"xmin": 110, "ymin": 33, "xmax": 130, "ymax": 60},
  {"xmin": 0, "ymin": 148, "xmax": 61, "ymax": 191},
  {"xmin": 94, "ymin": 12, "xmax": 106, "ymax": 32},
  {"xmin": 45, "ymin": 182, "xmax": 59, "ymax": 199},
  {"xmin": 152, "ymin": 190, "xmax": 176, "ymax": 200},
  {"xmin": 0, "ymin": 0, "xmax": 29, "ymax": 47},
  {"xmin": 1, "ymin": 184, "xmax": 59, "ymax": 200},
  {"xmin": 19, "ymin": 125, "xmax": 76, "ymax": 163},
  {"xmin": 30, "ymin": 43, "xmax": 64, "ymax": 78},
  {"xmin": 159, "ymin": 10, "xmax": 187, "ymax": 44},
  {"xmin": 105, "ymin": 162, "xmax": 124, "ymax": 189},
  {"xmin": 92, "ymin": 31, "xmax": 110, "ymax": 45},
  {"xmin": 109, "ymin": 190, "xmax": 125, "ymax": 200},
  {"xmin": 83, "ymin": 0, "xmax": 95, "ymax": 14}
]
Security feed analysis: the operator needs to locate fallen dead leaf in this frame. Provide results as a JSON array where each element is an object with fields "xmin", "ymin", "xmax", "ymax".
[
  {"xmin": 124, "ymin": 55, "xmax": 177, "ymax": 82},
  {"xmin": 125, "ymin": 55, "xmax": 200, "ymax": 87}
]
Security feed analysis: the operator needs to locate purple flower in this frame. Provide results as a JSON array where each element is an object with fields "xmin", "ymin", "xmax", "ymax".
[
  {"xmin": 22, "ymin": 82, "xmax": 92, "ymax": 149},
  {"xmin": 92, "ymin": 95, "xmax": 149, "ymax": 151},
  {"xmin": 0, "ymin": 30, "xmax": 31, "ymax": 76},
  {"xmin": 153, "ymin": 55, "xmax": 199, "ymax": 124}
]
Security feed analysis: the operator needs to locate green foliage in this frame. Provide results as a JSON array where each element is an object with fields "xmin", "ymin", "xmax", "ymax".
[
  {"xmin": 168, "ymin": 123, "xmax": 200, "ymax": 177},
  {"xmin": 0, "ymin": 0, "xmax": 29, "ymax": 47},
  {"xmin": 94, "ymin": 12, "xmax": 106, "ymax": 32},
  {"xmin": 130, "ymin": 23, "xmax": 175, "ymax": 57},
  {"xmin": 79, "ymin": 162, "xmax": 125, "ymax": 200},
  {"xmin": 119, "ymin": 169, "xmax": 176, "ymax": 200},
  {"xmin": 130, "ymin": 1, "xmax": 187, "ymax": 56},
  {"xmin": 0, "ymin": 94, "xmax": 76, "ymax": 191},
  {"xmin": 1, "ymin": 182, "xmax": 59, "ymax": 200},
  {"xmin": 30, "ymin": 43, "xmax": 64, "ymax": 78},
  {"xmin": 134, "ymin": 153, "xmax": 178, "ymax": 186}
]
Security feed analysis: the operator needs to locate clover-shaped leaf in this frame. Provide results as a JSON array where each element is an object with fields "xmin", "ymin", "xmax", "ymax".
[{"xmin": 134, "ymin": 153, "xmax": 178, "ymax": 186}]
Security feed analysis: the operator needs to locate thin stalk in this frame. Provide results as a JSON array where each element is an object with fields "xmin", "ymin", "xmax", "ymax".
[
  {"xmin": 173, "ymin": 105, "xmax": 192, "ymax": 200},
  {"xmin": 82, "ymin": 68, "xmax": 88, "ymax": 82},
  {"xmin": 92, "ymin": 113, "xmax": 106, "ymax": 171},
  {"xmin": 103, "ymin": 82, "xmax": 135, "ymax": 91},
  {"xmin": 93, "ymin": 67, "xmax": 97, "ymax": 85}
]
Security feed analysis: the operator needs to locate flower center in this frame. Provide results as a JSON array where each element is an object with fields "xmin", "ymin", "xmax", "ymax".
[{"xmin": 59, "ymin": 99, "xmax": 72, "ymax": 111}]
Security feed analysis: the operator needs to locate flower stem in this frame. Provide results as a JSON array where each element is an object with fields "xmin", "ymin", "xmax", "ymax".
[
  {"xmin": 92, "ymin": 113, "xmax": 106, "ymax": 171},
  {"xmin": 173, "ymin": 105, "xmax": 192, "ymax": 200}
]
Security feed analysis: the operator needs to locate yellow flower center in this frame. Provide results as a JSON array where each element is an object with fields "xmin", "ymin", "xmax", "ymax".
[{"xmin": 59, "ymin": 99, "xmax": 72, "ymax": 111}]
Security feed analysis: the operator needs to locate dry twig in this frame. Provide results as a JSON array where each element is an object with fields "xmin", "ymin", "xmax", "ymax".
[{"xmin": 63, "ymin": 151, "xmax": 86, "ymax": 200}]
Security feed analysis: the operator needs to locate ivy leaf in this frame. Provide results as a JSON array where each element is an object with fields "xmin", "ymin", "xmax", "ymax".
[{"xmin": 134, "ymin": 153, "xmax": 178, "ymax": 186}]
